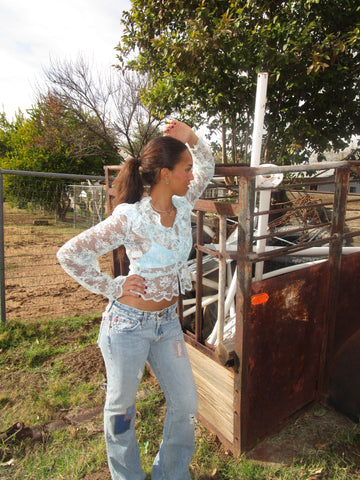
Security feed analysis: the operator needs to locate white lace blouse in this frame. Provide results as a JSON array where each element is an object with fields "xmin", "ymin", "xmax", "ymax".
[{"xmin": 57, "ymin": 138, "xmax": 214, "ymax": 302}]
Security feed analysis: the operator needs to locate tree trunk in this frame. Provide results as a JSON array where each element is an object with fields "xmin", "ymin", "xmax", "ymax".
[
  {"xmin": 231, "ymin": 121, "xmax": 236, "ymax": 163},
  {"xmin": 222, "ymin": 120, "xmax": 227, "ymax": 164}
]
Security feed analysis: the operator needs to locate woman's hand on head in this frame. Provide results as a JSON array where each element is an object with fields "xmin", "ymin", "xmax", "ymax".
[
  {"xmin": 163, "ymin": 120, "xmax": 198, "ymax": 148},
  {"xmin": 119, "ymin": 274, "xmax": 146, "ymax": 298}
]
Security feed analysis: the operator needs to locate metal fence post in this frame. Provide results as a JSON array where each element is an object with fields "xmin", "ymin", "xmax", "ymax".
[
  {"xmin": 318, "ymin": 166, "xmax": 350, "ymax": 398},
  {"xmin": 73, "ymin": 185, "xmax": 76, "ymax": 229},
  {"xmin": 0, "ymin": 170, "xmax": 6, "ymax": 323}
]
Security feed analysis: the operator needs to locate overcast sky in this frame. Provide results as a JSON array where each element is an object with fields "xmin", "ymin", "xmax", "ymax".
[{"xmin": 0, "ymin": 0, "xmax": 131, "ymax": 120}]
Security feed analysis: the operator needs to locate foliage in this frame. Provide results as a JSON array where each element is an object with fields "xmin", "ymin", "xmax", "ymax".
[
  {"xmin": 0, "ymin": 96, "xmax": 112, "ymax": 219},
  {"xmin": 1, "ymin": 56, "xmax": 164, "ymax": 218},
  {"xmin": 117, "ymin": 0, "xmax": 360, "ymax": 164}
]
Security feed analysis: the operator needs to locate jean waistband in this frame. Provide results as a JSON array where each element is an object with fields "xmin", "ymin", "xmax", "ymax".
[{"xmin": 106, "ymin": 300, "xmax": 178, "ymax": 321}]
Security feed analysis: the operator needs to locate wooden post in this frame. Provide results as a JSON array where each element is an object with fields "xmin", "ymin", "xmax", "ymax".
[
  {"xmin": 233, "ymin": 172, "xmax": 255, "ymax": 453},
  {"xmin": 104, "ymin": 166, "xmax": 124, "ymax": 278},
  {"xmin": 0, "ymin": 171, "xmax": 6, "ymax": 323}
]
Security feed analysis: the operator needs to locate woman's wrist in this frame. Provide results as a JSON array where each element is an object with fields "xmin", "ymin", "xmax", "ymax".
[{"xmin": 187, "ymin": 132, "xmax": 198, "ymax": 149}]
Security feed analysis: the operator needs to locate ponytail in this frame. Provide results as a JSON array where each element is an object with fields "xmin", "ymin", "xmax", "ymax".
[
  {"xmin": 113, "ymin": 157, "xmax": 144, "ymax": 205},
  {"xmin": 113, "ymin": 136, "xmax": 187, "ymax": 206}
]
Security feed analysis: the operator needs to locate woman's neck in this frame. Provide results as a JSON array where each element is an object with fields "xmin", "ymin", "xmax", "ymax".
[{"xmin": 149, "ymin": 186, "xmax": 173, "ymax": 211}]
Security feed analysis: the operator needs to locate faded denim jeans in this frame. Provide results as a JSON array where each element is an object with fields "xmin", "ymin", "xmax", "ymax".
[{"xmin": 97, "ymin": 300, "xmax": 198, "ymax": 480}]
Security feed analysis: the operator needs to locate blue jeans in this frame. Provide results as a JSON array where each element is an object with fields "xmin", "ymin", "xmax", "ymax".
[{"xmin": 97, "ymin": 300, "xmax": 198, "ymax": 480}]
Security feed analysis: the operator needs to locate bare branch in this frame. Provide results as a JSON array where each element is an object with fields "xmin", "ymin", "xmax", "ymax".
[{"xmin": 41, "ymin": 55, "xmax": 164, "ymax": 160}]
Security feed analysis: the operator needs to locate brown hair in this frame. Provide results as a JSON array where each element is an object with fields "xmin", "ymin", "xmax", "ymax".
[{"xmin": 113, "ymin": 136, "xmax": 188, "ymax": 205}]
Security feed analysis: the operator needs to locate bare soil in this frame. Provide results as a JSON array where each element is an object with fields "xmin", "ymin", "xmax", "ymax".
[{"xmin": 4, "ymin": 208, "xmax": 111, "ymax": 321}]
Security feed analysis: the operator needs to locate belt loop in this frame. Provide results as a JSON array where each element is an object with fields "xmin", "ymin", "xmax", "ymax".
[{"xmin": 106, "ymin": 299, "xmax": 114, "ymax": 312}]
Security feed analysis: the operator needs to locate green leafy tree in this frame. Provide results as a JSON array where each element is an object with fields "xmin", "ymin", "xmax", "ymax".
[
  {"xmin": 117, "ymin": 0, "xmax": 360, "ymax": 164},
  {"xmin": 0, "ymin": 95, "xmax": 114, "ymax": 219}
]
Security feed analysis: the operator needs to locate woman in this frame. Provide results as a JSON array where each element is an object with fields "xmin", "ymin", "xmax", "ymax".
[{"xmin": 57, "ymin": 120, "xmax": 214, "ymax": 480}]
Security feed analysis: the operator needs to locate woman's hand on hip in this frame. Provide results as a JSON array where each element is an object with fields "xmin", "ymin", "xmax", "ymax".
[{"xmin": 119, "ymin": 274, "xmax": 146, "ymax": 298}]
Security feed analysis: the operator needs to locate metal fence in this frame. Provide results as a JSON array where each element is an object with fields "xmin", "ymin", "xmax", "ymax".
[
  {"xmin": 0, "ymin": 169, "xmax": 111, "ymax": 323},
  {"xmin": 1, "ymin": 165, "xmax": 360, "ymax": 326}
]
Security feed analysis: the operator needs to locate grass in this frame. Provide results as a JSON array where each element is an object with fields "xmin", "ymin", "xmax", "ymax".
[{"xmin": 0, "ymin": 316, "xmax": 359, "ymax": 480}]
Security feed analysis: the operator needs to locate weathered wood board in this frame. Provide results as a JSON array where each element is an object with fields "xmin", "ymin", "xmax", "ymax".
[{"xmin": 186, "ymin": 342, "xmax": 234, "ymax": 444}]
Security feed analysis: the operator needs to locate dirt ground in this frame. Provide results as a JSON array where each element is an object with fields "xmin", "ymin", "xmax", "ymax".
[
  {"xmin": 4, "ymin": 208, "xmax": 111, "ymax": 321},
  {"xmin": 247, "ymin": 404, "xmax": 359, "ymax": 466}
]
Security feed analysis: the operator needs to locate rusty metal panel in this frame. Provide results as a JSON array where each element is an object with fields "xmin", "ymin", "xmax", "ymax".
[
  {"xmin": 334, "ymin": 252, "xmax": 360, "ymax": 354},
  {"xmin": 328, "ymin": 330, "xmax": 360, "ymax": 422},
  {"xmin": 242, "ymin": 262, "xmax": 329, "ymax": 450}
]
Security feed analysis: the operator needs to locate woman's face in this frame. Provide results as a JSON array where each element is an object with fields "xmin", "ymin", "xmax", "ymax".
[{"xmin": 168, "ymin": 149, "xmax": 194, "ymax": 196}]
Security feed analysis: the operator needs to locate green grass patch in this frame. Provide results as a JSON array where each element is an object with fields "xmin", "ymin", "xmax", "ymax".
[
  {"xmin": 0, "ymin": 315, "xmax": 359, "ymax": 480},
  {"xmin": 1, "ymin": 429, "xmax": 108, "ymax": 480}
]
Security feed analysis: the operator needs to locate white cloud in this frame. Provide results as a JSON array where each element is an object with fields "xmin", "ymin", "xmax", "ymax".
[{"xmin": 0, "ymin": 0, "xmax": 131, "ymax": 120}]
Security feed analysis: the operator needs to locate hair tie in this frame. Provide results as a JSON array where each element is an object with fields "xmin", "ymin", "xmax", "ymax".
[{"xmin": 134, "ymin": 158, "xmax": 143, "ymax": 173}]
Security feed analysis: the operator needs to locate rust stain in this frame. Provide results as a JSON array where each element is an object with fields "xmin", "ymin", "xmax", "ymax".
[{"xmin": 281, "ymin": 280, "xmax": 309, "ymax": 322}]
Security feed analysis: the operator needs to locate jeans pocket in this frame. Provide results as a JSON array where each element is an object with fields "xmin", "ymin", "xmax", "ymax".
[
  {"xmin": 97, "ymin": 312, "xmax": 109, "ymax": 345},
  {"xmin": 109, "ymin": 310, "xmax": 141, "ymax": 333}
]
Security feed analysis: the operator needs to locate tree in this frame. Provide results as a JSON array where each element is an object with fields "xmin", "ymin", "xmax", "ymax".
[
  {"xmin": 42, "ymin": 56, "xmax": 163, "ymax": 160},
  {"xmin": 117, "ymin": 0, "xmax": 360, "ymax": 164},
  {"xmin": 0, "ymin": 97, "xmax": 112, "ymax": 219},
  {"xmin": 1, "ymin": 56, "xmax": 164, "ymax": 219}
]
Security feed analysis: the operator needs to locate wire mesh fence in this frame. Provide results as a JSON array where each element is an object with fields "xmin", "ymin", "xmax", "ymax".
[
  {"xmin": 1, "ymin": 166, "xmax": 360, "ymax": 324},
  {"xmin": 1, "ymin": 171, "xmax": 111, "ymax": 322}
]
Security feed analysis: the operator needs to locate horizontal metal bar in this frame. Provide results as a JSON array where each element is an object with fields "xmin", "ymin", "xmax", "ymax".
[
  {"xmin": 214, "ymin": 160, "xmax": 359, "ymax": 178},
  {"xmin": 254, "ymin": 162, "xmax": 355, "ymax": 175},
  {"xmin": 345, "ymin": 214, "xmax": 360, "ymax": 222},
  {"xmin": 253, "ymin": 222, "xmax": 331, "ymax": 241},
  {"xmin": 196, "ymin": 244, "xmax": 239, "ymax": 261},
  {"xmin": 249, "ymin": 235, "xmax": 337, "ymax": 262},
  {"xmin": 254, "ymin": 200, "xmax": 333, "ymax": 217},
  {"xmin": 0, "ymin": 169, "xmax": 105, "ymax": 182},
  {"xmin": 343, "ymin": 229, "xmax": 360, "ymax": 239}
]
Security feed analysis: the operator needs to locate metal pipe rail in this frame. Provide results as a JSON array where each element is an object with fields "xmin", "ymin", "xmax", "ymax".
[
  {"xmin": 0, "ymin": 169, "xmax": 105, "ymax": 181},
  {"xmin": 214, "ymin": 159, "xmax": 360, "ymax": 177},
  {"xmin": 187, "ymin": 161, "xmax": 360, "ymax": 359}
]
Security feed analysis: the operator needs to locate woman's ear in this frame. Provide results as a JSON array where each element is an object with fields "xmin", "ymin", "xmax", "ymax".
[{"xmin": 160, "ymin": 167, "xmax": 171, "ymax": 184}]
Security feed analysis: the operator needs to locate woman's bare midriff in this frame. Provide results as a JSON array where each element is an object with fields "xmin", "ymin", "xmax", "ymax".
[{"xmin": 118, "ymin": 295, "xmax": 178, "ymax": 312}]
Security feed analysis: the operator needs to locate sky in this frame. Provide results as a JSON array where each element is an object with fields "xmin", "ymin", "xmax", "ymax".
[{"xmin": 0, "ymin": 0, "xmax": 131, "ymax": 121}]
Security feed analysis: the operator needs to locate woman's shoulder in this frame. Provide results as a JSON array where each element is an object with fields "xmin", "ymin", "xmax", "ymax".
[
  {"xmin": 112, "ymin": 201, "xmax": 140, "ymax": 218},
  {"xmin": 173, "ymin": 195, "xmax": 192, "ymax": 211}
]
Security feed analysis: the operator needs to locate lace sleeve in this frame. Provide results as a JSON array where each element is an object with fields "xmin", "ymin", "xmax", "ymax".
[
  {"xmin": 56, "ymin": 205, "xmax": 130, "ymax": 300},
  {"xmin": 186, "ymin": 137, "xmax": 215, "ymax": 205}
]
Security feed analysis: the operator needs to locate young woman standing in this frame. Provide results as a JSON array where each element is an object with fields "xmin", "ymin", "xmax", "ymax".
[{"xmin": 57, "ymin": 120, "xmax": 214, "ymax": 479}]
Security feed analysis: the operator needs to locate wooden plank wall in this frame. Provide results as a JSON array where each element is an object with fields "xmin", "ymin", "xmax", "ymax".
[{"xmin": 186, "ymin": 342, "xmax": 234, "ymax": 445}]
